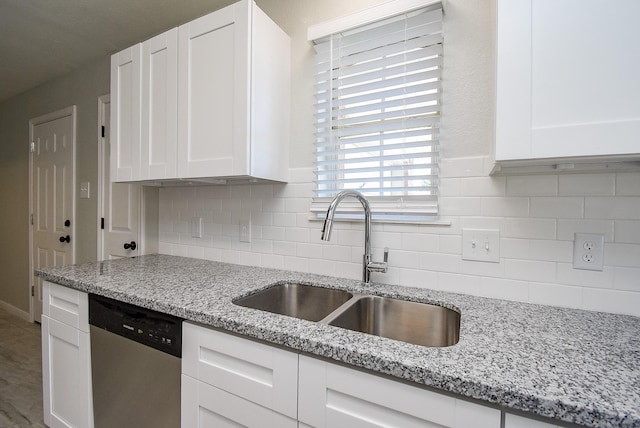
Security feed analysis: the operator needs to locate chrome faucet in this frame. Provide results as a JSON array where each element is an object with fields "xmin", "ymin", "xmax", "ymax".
[{"xmin": 321, "ymin": 190, "xmax": 389, "ymax": 284}]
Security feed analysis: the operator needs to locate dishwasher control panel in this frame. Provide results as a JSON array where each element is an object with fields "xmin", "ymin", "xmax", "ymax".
[{"xmin": 89, "ymin": 294, "xmax": 183, "ymax": 357}]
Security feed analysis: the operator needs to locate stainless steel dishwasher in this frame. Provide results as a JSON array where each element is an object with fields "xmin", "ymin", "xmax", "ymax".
[{"xmin": 89, "ymin": 294, "xmax": 182, "ymax": 428}]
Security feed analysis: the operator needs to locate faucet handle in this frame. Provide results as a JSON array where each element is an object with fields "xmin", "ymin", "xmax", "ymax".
[{"xmin": 383, "ymin": 247, "xmax": 389, "ymax": 263}]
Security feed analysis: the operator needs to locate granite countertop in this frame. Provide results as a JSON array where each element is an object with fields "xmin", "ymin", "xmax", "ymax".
[{"xmin": 36, "ymin": 254, "xmax": 640, "ymax": 428}]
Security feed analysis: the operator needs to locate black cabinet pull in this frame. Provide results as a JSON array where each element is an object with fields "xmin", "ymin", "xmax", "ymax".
[
  {"xmin": 124, "ymin": 241, "xmax": 137, "ymax": 251},
  {"xmin": 59, "ymin": 235, "xmax": 70, "ymax": 243}
]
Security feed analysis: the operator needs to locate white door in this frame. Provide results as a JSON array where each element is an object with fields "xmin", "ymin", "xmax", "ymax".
[
  {"xmin": 30, "ymin": 107, "xmax": 76, "ymax": 323},
  {"xmin": 99, "ymin": 96, "xmax": 141, "ymax": 260}
]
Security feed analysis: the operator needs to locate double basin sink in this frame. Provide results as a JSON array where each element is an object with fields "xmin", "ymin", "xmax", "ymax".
[{"xmin": 234, "ymin": 283, "xmax": 460, "ymax": 347}]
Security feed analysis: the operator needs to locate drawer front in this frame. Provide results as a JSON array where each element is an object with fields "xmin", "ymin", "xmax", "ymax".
[
  {"xmin": 181, "ymin": 374, "xmax": 297, "ymax": 428},
  {"xmin": 299, "ymin": 355, "xmax": 500, "ymax": 428},
  {"xmin": 182, "ymin": 322, "xmax": 298, "ymax": 419},
  {"xmin": 43, "ymin": 281, "xmax": 89, "ymax": 332}
]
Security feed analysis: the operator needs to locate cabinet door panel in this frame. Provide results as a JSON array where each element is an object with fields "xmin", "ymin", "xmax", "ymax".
[
  {"xmin": 299, "ymin": 355, "xmax": 499, "ymax": 428},
  {"xmin": 181, "ymin": 374, "xmax": 297, "ymax": 428},
  {"xmin": 505, "ymin": 413, "xmax": 561, "ymax": 428},
  {"xmin": 42, "ymin": 316, "xmax": 93, "ymax": 428},
  {"xmin": 496, "ymin": 0, "xmax": 640, "ymax": 162},
  {"xmin": 110, "ymin": 44, "xmax": 141, "ymax": 181},
  {"xmin": 182, "ymin": 322, "xmax": 298, "ymax": 419},
  {"xmin": 177, "ymin": 0, "xmax": 250, "ymax": 179},
  {"xmin": 141, "ymin": 28, "xmax": 178, "ymax": 180}
]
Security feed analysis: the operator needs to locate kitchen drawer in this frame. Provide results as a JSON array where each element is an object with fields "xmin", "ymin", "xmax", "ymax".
[
  {"xmin": 181, "ymin": 374, "xmax": 296, "ymax": 428},
  {"xmin": 43, "ymin": 281, "xmax": 89, "ymax": 332},
  {"xmin": 182, "ymin": 322, "xmax": 298, "ymax": 419}
]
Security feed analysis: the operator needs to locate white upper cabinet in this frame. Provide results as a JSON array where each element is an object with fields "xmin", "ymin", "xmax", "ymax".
[
  {"xmin": 111, "ymin": 45, "xmax": 141, "ymax": 182},
  {"xmin": 494, "ymin": 0, "xmax": 640, "ymax": 172},
  {"xmin": 110, "ymin": 0, "xmax": 290, "ymax": 183},
  {"xmin": 141, "ymin": 28, "xmax": 178, "ymax": 181}
]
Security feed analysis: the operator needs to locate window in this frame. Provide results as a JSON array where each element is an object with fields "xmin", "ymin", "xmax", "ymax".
[{"xmin": 309, "ymin": 2, "xmax": 443, "ymax": 222}]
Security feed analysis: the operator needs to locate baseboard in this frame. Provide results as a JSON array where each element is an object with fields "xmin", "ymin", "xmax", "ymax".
[{"xmin": 0, "ymin": 300, "xmax": 30, "ymax": 322}]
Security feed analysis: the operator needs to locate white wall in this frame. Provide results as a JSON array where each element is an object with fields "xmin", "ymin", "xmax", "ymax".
[{"xmin": 158, "ymin": 0, "xmax": 640, "ymax": 317}]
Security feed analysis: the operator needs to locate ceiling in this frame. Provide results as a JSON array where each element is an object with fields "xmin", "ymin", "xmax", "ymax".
[{"xmin": 0, "ymin": 0, "xmax": 237, "ymax": 103}]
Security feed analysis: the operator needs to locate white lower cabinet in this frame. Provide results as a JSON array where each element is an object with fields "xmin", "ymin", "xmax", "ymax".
[
  {"xmin": 181, "ymin": 322, "xmax": 298, "ymax": 427},
  {"xmin": 505, "ymin": 413, "xmax": 562, "ymax": 428},
  {"xmin": 41, "ymin": 281, "xmax": 93, "ymax": 428},
  {"xmin": 298, "ymin": 355, "xmax": 500, "ymax": 428}
]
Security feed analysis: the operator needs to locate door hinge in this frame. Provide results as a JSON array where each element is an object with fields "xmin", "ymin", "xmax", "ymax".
[
  {"xmin": 30, "ymin": 141, "xmax": 35, "ymax": 153},
  {"xmin": 31, "ymin": 286, "xmax": 34, "ymax": 297},
  {"xmin": 101, "ymin": 126, "xmax": 105, "ymax": 138},
  {"xmin": 101, "ymin": 217, "xmax": 105, "ymax": 230}
]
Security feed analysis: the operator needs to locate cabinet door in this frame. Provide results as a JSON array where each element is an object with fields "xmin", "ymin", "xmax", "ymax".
[
  {"xmin": 110, "ymin": 44, "xmax": 142, "ymax": 182},
  {"xmin": 42, "ymin": 316, "xmax": 93, "ymax": 428},
  {"xmin": 505, "ymin": 413, "xmax": 562, "ymax": 428},
  {"xmin": 182, "ymin": 322, "xmax": 298, "ymax": 419},
  {"xmin": 298, "ymin": 355, "xmax": 500, "ymax": 428},
  {"xmin": 181, "ymin": 375, "xmax": 297, "ymax": 428},
  {"xmin": 177, "ymin": 0, "xmax": 250, "ymax": 179},
  {"xmin": 141, "ymin": 28, "xmax": 178, "ymax": 180},
  {"xmin": 496, "ymin": 0, "xmax": 640, "ymax": 161}
]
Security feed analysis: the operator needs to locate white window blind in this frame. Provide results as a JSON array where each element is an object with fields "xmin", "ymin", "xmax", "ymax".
[{"xmin": 311, "ymin": 4, "xmax": 442, "ymax": 222}]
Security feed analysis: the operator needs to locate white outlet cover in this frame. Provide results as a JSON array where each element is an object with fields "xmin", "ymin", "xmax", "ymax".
[
  {"xmin": 573, "ymin": 233, "xmax": 604, "ymax": 271},
  {"xmin": 462, "ymin": 229, "xmax": 500, "ymax": 263},
  {"xmin": 239, "ymin": 215, "xmax": 251, "ymax": 243},
  {"xmin": 191, "ymin": 217, "xmax": 202, "ymax": 238}
]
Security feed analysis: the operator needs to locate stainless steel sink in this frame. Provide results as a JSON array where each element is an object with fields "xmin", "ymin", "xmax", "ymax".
[
  {"xmin": 234, "ymin": 283, "xmax": 460, "ymax": 347},
  {"xmin": 327, "ymin": 296, "xmax": 460, "ymax": 347},
  {"xmin": 234, "ymin": 283, "xmax": 353, "ymax": 322}
]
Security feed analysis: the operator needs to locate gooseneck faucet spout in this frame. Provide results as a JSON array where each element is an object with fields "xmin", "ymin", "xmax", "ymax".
[{"xmin": 321, "ymin": 190, "xmax": 388, "ymax": 284}]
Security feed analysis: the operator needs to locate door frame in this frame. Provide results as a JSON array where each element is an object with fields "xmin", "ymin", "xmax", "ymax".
[{"xmin": 29, "ymin": 106, "xmax": 77, "ymax": 322}]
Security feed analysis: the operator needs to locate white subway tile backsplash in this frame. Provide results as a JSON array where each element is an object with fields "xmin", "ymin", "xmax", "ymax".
[
  {"xmin": 158, "ymin": 163, "xmax": 640, "ymax": 317},
  {"xmin": 585, "ymin": 197, "xmax": 640, "ymax": 220},
  {"xmin": 530, "ymin": 197, "xmax": 584, "ymax": 219},
  {"xmin": 502, "ymin": 218, "xmax": 556, "ymax": 240},
  {"xmin": 504, "ymin": 259, "xmax": 556, "ymax": 283},
  {"xmin": 506, "ymin": 175, "xmax": 558, "ymax": 196},
  {"xmin": 556, "ymin": 219, "xmax": 614, "ymax": 242},
  {"xmin": 481, "ymin": 197, "xmax": 529, "ymax": 217},
  {"xmin": 439, "ymin": 197, "xmax": 482, "ymax": 216},
  {"xmin": 480, "ymin": 277, "xmax": 529, "ymax": 301},
  {"xmin": 613, "ymin": 267, "xmax": 640, "ymax": 292},
  {"xmin": 559, "ymin": 174, "xmax": 615, "ymax": 196},
  {"xmin": 556, "ymin": 263, "xmax": 614, "ymax": 288},
  {"xmin": 616, "ymin": 173, "xmax": 640, "ymax": 196},
  {"xmin": 613, "ymin": 220, "xmax": 640, "ymax": 244},
  {"xmin": 528, "ymin": 282, "xmax": 582, "ymax": 308},
  {"xmin": 582, "ymin": 288, "xmax": 640, "ymax": 317}
]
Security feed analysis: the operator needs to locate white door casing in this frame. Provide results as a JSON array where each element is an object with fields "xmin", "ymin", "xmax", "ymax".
[
  {"xmin": 29, "ymin": 106, "xmax": 76, "ymax": 323},
  {"xmin": 98, "ymin": 95, "xmax": 141, "ymax": 260}
]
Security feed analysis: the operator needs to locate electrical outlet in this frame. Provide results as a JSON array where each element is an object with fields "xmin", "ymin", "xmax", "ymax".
[
  {"xmin": 462, "ymin": 229, "xmax": 500, "ymax": 263},
  {"xmin": 191, "ymin": 217, "xmax": 202, "ymax": 238},
  {"xmin": 239, "ymin": 215, "xmax": 251, "ymax": 243},
  {"xmin": 573, "ymin": 233, "xmax": 604, "ymax": 271}
]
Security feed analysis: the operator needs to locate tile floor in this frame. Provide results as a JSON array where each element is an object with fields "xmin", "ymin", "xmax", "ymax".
[{"xmin": 0, "ymin": 307, "xmax": 45, "ymax": 427}]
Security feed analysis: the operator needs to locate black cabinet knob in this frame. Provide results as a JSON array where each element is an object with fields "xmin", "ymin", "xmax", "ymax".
[
  {"xmin": 123, "ymin": 241, "xmax": 137, "ymax": 251},
  {"xmin": 59, "ymin": 235, "xmax": 70, "ymax": 243},
  {"xmin": 64, "ymin": 219, "xmax": 71, "ymax": 227}
]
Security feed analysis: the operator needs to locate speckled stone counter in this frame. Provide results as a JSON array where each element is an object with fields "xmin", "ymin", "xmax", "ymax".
[{"xmin": 36, "ymin": 254, "xmax": 640, "ymax": 427}]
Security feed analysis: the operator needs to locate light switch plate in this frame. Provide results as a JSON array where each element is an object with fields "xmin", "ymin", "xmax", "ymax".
[
  {"xmin": 80, "ymin": 181, "xmax": 90, "ymax": 199},
  {"xmin": 462, "ymin": 229, "xmax": 500, "ymax": 263}
]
